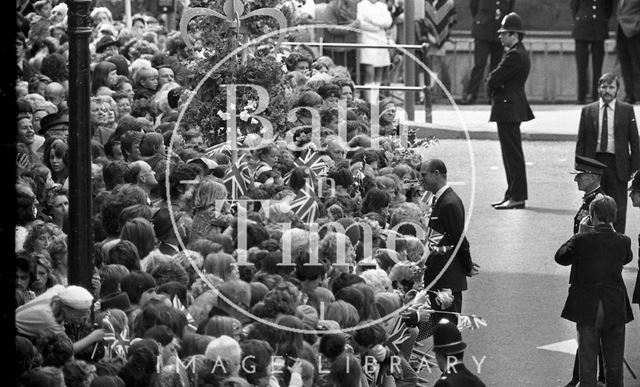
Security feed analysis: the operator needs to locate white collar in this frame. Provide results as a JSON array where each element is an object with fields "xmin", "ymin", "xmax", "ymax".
[
  {"xmin": 434, "ymin": 184, "xmax": 450, "ymax": 202},
  {"xmin": 599, "ymin": 99, "xmax": 616, "ymax": 109}
]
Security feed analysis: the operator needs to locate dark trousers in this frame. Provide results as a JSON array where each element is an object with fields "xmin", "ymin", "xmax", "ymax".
[
  {"xmin": 595, "ymin": 153, "xmax": 628, "ymax": 233},
  {"xmin": 466, "ymin": 39, "xmax": 504, "ymax": 100},
  {"xmin": 617, "ymin": 26, "xmax": 640, "ymax": 103},
  {"xmin": 497, "ymin": 122, "xmax": 528, "ymax": 201},
  {"xmin": 575, "ymin": 40, "xmax": 605, "ymax": 103},
  {"xmin": 570, "ymin": 346, "xmax": 605, "ymax": 383},
  {"xmin": 430, "ymin": 290, "xmax": 462, "ymax": 326},
  {"xmin": 576, "ymin": 302, "xmax": 626, "ymax": 387}
]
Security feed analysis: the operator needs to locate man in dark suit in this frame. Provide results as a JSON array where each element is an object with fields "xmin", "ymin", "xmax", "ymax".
[
  {"xmin": 555, "ymin": 195, "xmax": 634, "ymax": 387},
  {"xmin": 460, "ymin": 0, "xmax": 515, "ymax": 105},
  {"xmin": 486, "ymin": 12, "xmax": 534, "ymax": 210},
  {"xmin": 616, "ymin": 0, "xmax": 640, "ymax": 104},
  {"xmin": 575, "ymin": 72, "xmax": 640, "ymax": 233},
  {"xmin": 431, "ymin": 318, "xmax": 486, "ymax": 387},
  {"xmin": 419, "ymin": 159, "xmax": 479, "ymax": 325},
  {"xmin": 571, "ymin": 0, "xmax": 613, "ymax": 104}
]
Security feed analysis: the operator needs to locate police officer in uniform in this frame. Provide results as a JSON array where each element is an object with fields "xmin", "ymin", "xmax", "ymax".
[
  {"xmin": 571, "ymin": 0, "xmax": 614, "ymax": 104},
  {"xmin": 461, "ymin": 0, "xmax": 515, "ymax": 104},
  {"xmin": 572, "ymin": 155, "xmax": 607, "ymax": 234},
  {"xmin": 432, "ymin": 319, "xmax": 486, "ymax": 387},
  {"xmin": 487, "ymin": 12, "xmax": 535, "ymax": 210}
]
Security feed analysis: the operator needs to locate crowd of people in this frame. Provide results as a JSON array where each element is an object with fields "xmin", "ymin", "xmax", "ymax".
[{"xmin": 12, "ymin": 0, "xmax": 489, "ymax": 386}]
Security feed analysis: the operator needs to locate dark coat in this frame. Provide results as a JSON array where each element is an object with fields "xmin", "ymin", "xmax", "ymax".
[
  {"xmin": 575, "ymin": 100, "xmax": 640, "ymax": 181},
  {"xmin": 571, "ymin": 0, "xmax": 613, "ymax": 41},
  {"xmin": 470, "ymin": 0, "xmax": 515, "ymax": 42},
  {"xmin": 487, "ymin": 42, "xmax": 535, "ymax": 123},
  {"xmin": 555, "ymin": 224, "xmax": 634, "ymax": 326},
  {"xmin": 634, "ymin": 234, "xmax": 640, "ymax": 304},
  {"xmin": 434, "ymin": 363, "xmax": 486, "ymax": 387},
  {"xmin": 423, "ymin": 187, "xmax": 473, "ymax": 293}
]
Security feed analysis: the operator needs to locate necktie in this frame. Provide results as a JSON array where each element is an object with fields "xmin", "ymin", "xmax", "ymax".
[{"xmin": 600, "ymin": 103, "xmax": 608, "ymax": 153}]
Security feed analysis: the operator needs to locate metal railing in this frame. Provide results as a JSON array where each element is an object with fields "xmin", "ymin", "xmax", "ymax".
[
  {"xmin": 443, "ymin": 30, "xmax": 618, "ymax": 103},
  {"xmin": 281, "ymin": 41, "xmax": 430, "ymax": 121}
]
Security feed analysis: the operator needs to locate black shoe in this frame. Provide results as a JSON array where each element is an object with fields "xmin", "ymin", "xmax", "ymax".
[
  {"xmin": 491, "ymin": 199, "xmax": 507, "ymax": 207},
  {"xmin": 494, "ymin": 200, "xmax": 525, "ymax": 210}
]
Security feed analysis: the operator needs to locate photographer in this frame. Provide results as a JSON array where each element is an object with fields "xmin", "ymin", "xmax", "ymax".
[{"xmin": 555, "ymin": 194, "xmax": 634, "ymax": 386}]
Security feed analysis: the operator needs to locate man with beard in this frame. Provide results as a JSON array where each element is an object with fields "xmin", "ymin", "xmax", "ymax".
[{"xmin": 576, "ymin": 72, "xmax": 640, "ymax": 233}]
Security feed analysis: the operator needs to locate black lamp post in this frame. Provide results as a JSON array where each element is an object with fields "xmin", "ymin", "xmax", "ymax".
[{"xmin": 67, "ymin": 0, "xmax": 94, "ymax": 290}]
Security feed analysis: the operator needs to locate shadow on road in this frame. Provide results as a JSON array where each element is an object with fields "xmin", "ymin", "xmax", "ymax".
[{"xmin": 521, "ymin": 206, "xmax": 577, "ymax": 216}]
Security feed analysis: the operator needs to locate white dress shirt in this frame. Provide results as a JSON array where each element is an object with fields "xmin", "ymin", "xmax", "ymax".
[{"xmin": 597, "ymin": 99, "xmax": 616, "ymax": 154}]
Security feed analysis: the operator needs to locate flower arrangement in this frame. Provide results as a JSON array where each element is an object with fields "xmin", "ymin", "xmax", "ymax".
[{"xmin": 179, "ymin": 0, "xmax": 298, "ymax": 145}]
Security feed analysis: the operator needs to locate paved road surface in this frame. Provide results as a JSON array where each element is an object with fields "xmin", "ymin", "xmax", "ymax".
[{"xmin": 414, "ymin": 139, "xmax": 640, "ymax": 387}]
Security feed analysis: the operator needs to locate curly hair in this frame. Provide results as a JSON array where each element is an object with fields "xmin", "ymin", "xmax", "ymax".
[
  {"xmin": 117, "ymin": 340, "xmax": 158, "ymax": 387},
  {"xmin": 150, "ymin": 260, "xmax": 189, "ymax": 288},
  {"xmin": 255, "ymin": 281, "xmax": 300, "ymax": 318},
  {"xmin": 63, "ymin": 359, "xmax": 96, "ymax": 387},
  {"xmin": 318, "ymin": 232, "xmax": 355, "ymax": 267},
  {"xmin": 285, "ymin": 51, "xmax": 313, "ymax": 72},
  {"xmin": 34, "ymin": 331, "xmax": 74, "ymax": 368}
]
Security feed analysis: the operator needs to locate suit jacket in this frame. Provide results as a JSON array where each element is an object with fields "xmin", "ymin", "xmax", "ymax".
[
  {"xmin": 571, "ymin": 0, "xmax": 613, "ymax": 41},
  {"xmin": 575, "ymin": 100, "xmax": 640, "ymax": 181},
  {"xmin": 434, "ymin": 364, "xmax": 486, "ymax": 387},
  {"xmin": 618, "ymin": 0, "xmax": 640, "ymax": 38},
  {"xmin": 423, "ymin": 187, "xmax": 473, "ymax": 293},
  {"xmin": 487, "ymin": 42, "xmax": 535, "ymax": 123},
  {"xmin": 555, "ymin": 224, "xmax": 634, "ymax": 326},
  {"xmin": 470, "ymin": 0, "xmax": 515, "ymax": 42}
]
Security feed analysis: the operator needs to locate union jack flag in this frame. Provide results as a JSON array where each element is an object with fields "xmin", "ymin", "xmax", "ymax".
[
  {"xmin": 172, "ymin": 295, "xmax": 197, "ymax": 333},
  {"xmin": 289, "ymin": 190, "xmax": 319, "ymax": 224},
  {"xmin": 284, "ymin": 151, "xmax": 328, "ymax": 192},
  {"xmin": 204, "ymin": 140, "xmax": 243, "ymax": 158},
  {"xmin": 457, "ymin": 314, "xmax": 487, "ymax": 331},
  {"xmin": 383, "ymin": 314, "xmax": 412, "ymax": 356},
  {"xmin": 223, "ymin": 157, "xmax": 251, "ymax": 199},
  {"xmin": 102, "ymin": 314, "xmax": 130, "ymax": 360},
  {"xmin": 294, "ymin": 151, "xmax": 329, "ymax": 177}
]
